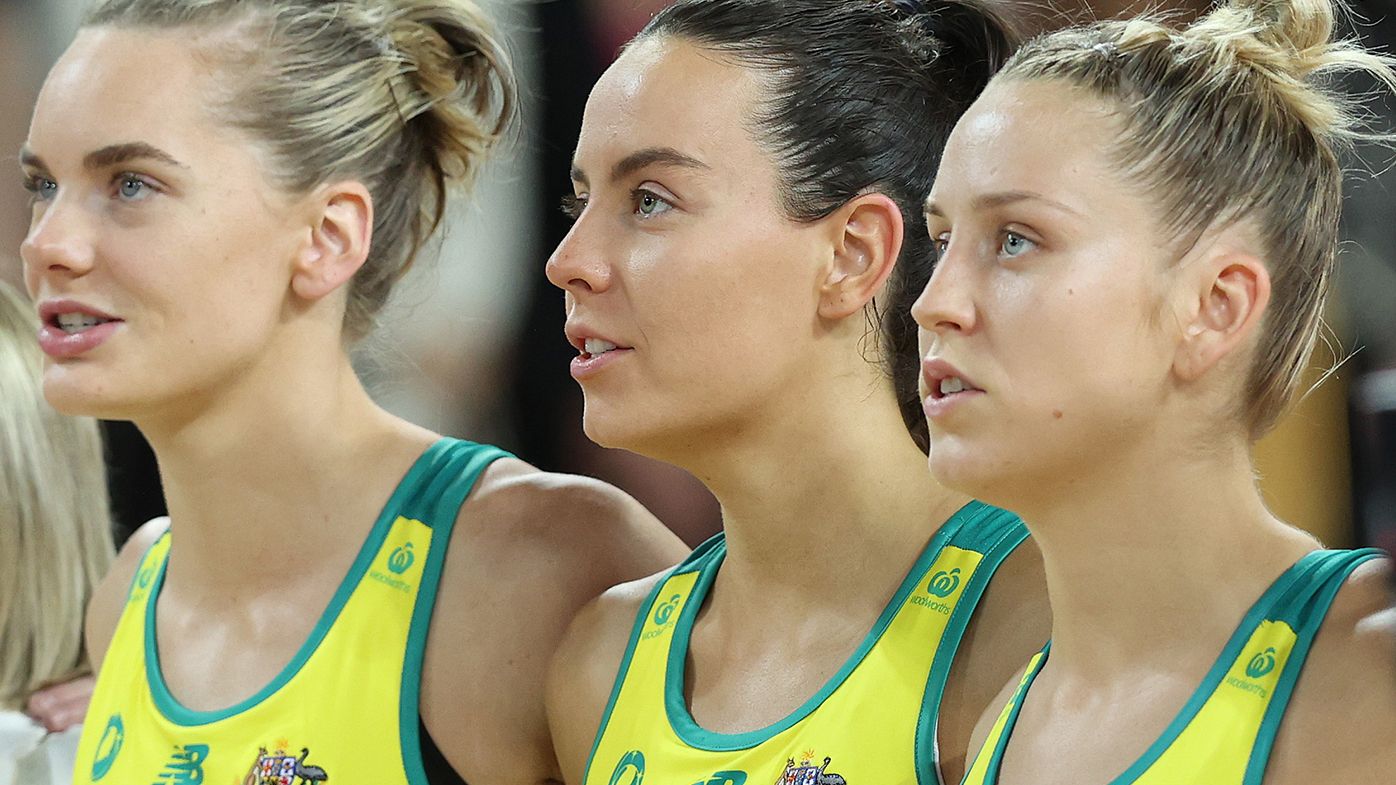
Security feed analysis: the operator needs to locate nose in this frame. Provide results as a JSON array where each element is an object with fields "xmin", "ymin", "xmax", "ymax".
[
  {"xmin": 545, "ymin": 213, "xmax": 612, "ymax": 297},
  {"xmin": 911, "ymin": 240, "xmax": 977, "ymax": 336},
  {"xmin": 20, "ymin": 197, "xmax": 96, "ymax": 287}
]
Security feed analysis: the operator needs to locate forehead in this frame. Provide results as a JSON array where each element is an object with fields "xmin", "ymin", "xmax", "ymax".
[
  {"xmin": 28, "ymin": 26, "xmax": 228, "ymax": 163},
  {"xmin": 933, "ymin": 79, "xmax": 1121, "ymax": 203},
  {"xmin": 574, "ymin": 36, "xmax": 767, "ymax": 176}
]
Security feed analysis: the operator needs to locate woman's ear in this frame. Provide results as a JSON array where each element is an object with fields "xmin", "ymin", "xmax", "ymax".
[
  {"xmin": 1172, "ymin": 246, "xmax": 1271, "ymax": 382},
  {"xmin": 818, "ymin": 192, "xmax": 904, "ymax": 320},
  {"xmin": 289, "ymin": 181, "xmax": 374, "ymax": 302}
]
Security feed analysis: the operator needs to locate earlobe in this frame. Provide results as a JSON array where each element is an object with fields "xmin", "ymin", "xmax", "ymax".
[
  {"xmin": 290, "ymin": 182, "xmax": 374, "ymax": 302},
  {"xmin": 818, "ymin": 193, "xmax": 904, "ymax": 320},
  {"xmin": 1173, "ymin": 252, "xmax": 1271, "ymax": 381}
]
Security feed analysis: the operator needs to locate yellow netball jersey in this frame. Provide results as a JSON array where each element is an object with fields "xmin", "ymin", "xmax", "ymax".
[
  {"xmin": 962, "ymin": 548, "xmax": 1385, "ymax": 785},
  {"xmin": 584, "ymin": 501, "xmax": 1030, "ymax": 785},
  {"xmin": 73, "ymin": 438, "xmax": 509, "ymax": 785}
]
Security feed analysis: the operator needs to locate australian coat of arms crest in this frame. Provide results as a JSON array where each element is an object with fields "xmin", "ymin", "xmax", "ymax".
[{"xmin": 243, "ymin": 746, "xmax": 329, "ymax": 785}]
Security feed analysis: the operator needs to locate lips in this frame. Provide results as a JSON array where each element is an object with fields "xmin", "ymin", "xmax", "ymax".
[
  {"xmin": 921, "ymin": 358, "xmax": 983, "ymax": 400},
  {"xmin": 35, "ymin": 299, "xmax": 124, "ymax": 360},
  {"xmin": 564, "ymin": 323, "xmax": 634, "ymax": 380},
  {"xmin": 921, "ymin": 357, "xmax": 985, "ymax": 420}
]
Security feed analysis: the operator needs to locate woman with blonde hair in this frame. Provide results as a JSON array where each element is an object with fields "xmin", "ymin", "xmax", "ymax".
[
  {"xmin": 913, "ymin": 0, "xmax": 1396, "ymax": 782},
  {"xmin": 0, "ymin": 279, "xmax": 114, "ymax": 785},
  {"xmin": 18, "ymin": 1, "xmax": 684, "ymax": 784}
]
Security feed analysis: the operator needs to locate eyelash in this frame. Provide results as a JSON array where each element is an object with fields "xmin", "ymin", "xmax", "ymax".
[
  {"xmin": 929, "ymin": 229, "xmax": 1038, "ymax": 259},
  {"xmin": 560, "ymin": 194, "xmax": 585, "ymax": 221},
  {"xmin": 20, "ymin": 172, "xmax": 159, "ymax": 204},
  {"xmin": 558, "ymin": 188, "xmax": 675, "ymax": 222}
]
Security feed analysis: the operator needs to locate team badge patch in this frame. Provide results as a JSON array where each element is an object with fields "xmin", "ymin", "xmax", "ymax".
[
  {"xmin": 243, "ymin": 746, "xmax": 329, "ymax": 784},
  {"xmin": 776, "ymin": 753, "xmax": 846, "ymax": 785}
]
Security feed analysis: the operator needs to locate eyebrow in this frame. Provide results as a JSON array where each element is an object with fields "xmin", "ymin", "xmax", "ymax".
[
  {"xmin": 18, "ymin": 142, "xmax": 187, "ymax": 172},
  {"xmin": 924, "ymin": 190, "xmax": 1084, "ymax": 219},
  {"xmin": 570, "ymin": 146, "xmax": 711, "ymax": 187}
]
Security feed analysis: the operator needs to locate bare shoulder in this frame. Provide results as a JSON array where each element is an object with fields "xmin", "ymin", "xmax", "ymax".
[
  {"xmin": 548, "ymin": 571, "xmax": 671, "ymax": 785},
  {"xmin": 963, "ymin": 663, "xmax": 1031, "ymax": 776},
  {"xmin": 464, "ymin": 457, "xmax": 686, "ymax": 568},
  {"xmin": 419, "ymin": 457, "xmax": 686, "ymax": 783},
  {"xmin": 85, "ymin": 517, "xmax": 171, "ymax": 672},
  {"xmin": 1264, "ymin": 556, "xmax": 1396, "ymax": 784},
  {"xmin": 941, "ymin": 537, "xmax": 1051, "ymax": 782}
]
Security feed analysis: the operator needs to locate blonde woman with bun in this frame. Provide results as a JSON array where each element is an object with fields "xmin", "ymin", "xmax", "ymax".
[
  {"xmin": 911, "ymin": 0, "xmax": 1396, "ymax": 782},
  {"xmin": 17, "ymin": 2, "xmax": 684, "ymax": 784},
  {"xmin": 0, "ymin": 279, "xmax": 113, "ymax": 785}
]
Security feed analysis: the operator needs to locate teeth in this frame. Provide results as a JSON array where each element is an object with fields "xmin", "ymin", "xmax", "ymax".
[
  {"xmin": 940, "ymin": 376, "xmax": 966, "ymax": 395},
  {"xmin": 584, "ymin": 338, "xmax": 617, "ymax": 355},
  {"xmin": 56, "ymin": 313, "xmax": 107, "ymax": 334}
]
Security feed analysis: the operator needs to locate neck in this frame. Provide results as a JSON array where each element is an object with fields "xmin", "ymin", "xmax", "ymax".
[
  {"xmin": 682, "ymin": 370, "xmax": 970, "ymax": 609},
  {"xmin": 136, "ymin": 335, "xmax": 433, "ymax": 602},
  {"xmin": 1015, "ymin": 431, "xmax": 1318, "ymax": 679}
]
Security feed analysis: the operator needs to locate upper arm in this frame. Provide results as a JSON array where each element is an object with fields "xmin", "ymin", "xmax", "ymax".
[
  {"xmin": 939, "ymin": 540, "xmax": 1050, "ymax": 783},
  {"xmin": 85, "ymin": 517, "xmax": 169, "ymax": 672},
  {"xmin": 1263, "ymin": 558, "xmax": 1396, "ymax": 784},
  {"xmin": 419, "ymin": 463, "xmax": 686, "ymax": 782},
  {"xmin": 547, "ymin": 577, "xmax": 661, "ymax": 784}
]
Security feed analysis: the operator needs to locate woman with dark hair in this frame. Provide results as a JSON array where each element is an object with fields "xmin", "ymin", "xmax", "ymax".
[
  {"xmin": 914, "ymin": 0, "xmax": 1396, "ymax": 782},
  {"xmin": 545, "ymin": 2, "xmax": 1048, "ymax": 783}
]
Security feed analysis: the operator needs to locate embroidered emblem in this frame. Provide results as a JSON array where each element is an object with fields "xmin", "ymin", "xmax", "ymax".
[
  {"xmin": 776, "ymin": 753, "xmax": 846, "ymax": 785},
  {"xmin": 243, "ymin": 746, "xmax": 329, "ymax": 785}
]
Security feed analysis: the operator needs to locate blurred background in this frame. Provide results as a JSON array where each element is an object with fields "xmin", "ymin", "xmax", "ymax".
[{"xmin": 1, "ymin": 0, "xmax": 1393, "ymax": 553}]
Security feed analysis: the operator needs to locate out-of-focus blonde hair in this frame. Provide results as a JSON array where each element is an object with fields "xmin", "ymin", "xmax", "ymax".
[
  {"xmin": 84, "ymin": 0, "xmax": 517, "ymax": 341},
  {"xmin": 999, "ymin": 0, "xmax": 1396, "ymax": 437},
  {"xmin": 0, "ymin": 280, "xmax": 114, "ymax": 710}
]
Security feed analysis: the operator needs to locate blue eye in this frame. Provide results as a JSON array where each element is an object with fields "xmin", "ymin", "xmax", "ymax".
[
  {"xmin": 23, "ymin": 176, "xmax": 58, "ymax": 202},
  {"xmin": 634, "ymin": 189, "xmax": 672, "ymax": 218},
  {"xmin": 1001, "ymin": 231, "xmax": 1034, "ymax": 258},
  {"xmin": 117, "ymin": 175, "xmax": 151, "ymax": 201}
]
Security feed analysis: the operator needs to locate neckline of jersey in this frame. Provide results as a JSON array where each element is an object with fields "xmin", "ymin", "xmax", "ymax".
[
  {"xmin": 661, "ymin": 499, "xmax": 989, "ymax": 751},
  {"xmin": 141, "ymin": 436, "xmax": 454, "ymax": 727},
  {"xmin": 976, "ymin": 547, "xmax": 1340, "ymax": 785}
]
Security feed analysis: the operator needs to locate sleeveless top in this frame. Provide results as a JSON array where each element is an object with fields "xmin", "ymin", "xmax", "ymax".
[
  {"xmin": 584, "ymin": 501, "xmax": 1031, "ymax": 785},
  {"xmin": 961, "ymin": 548, "xmax": 1385, "ymax": 785},
  {"xmin": 72, "ymin": 438, "xmax": 509, "ymax": 785}
]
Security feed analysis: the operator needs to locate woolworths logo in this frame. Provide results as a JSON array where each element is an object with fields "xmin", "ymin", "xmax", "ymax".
[
  {"xmin": 1245, "ymin": 647, "xmax": 1277, "ymax": 678},
  {"xmin": 1226, "ymin": 646, "xmax": 1280, "ymax": 699}
]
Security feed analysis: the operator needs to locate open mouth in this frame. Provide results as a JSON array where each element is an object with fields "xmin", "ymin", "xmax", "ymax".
[
  {"xmin": 578, "ymin": 337, "xmax": 634, "ymax": 360},
  {"xmin": 51, "ymin": 312, "xmax": 119, "ymax": 335},
  {"xmin": 929, "ymin": 375, "xmax": 982, "ymax": 400}
]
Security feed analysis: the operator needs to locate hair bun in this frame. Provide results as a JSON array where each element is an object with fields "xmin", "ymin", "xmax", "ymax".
[
  {"xmin": 1185, "ymin": 0, "xmax": 1396, "ymax": 143},
  {"xmin": 382, "ymin": 0, "xmax": 516, "ymax": 187}
]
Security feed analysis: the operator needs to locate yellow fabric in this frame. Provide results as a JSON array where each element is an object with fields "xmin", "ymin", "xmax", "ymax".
[
  {"xmin": 585, "ymin": 543, "xmax": 989, "ymax": 785},
  {"xmin": 74, "ymin": 516, "xmax": 432, "ymax": 785},
  {"xmin": 960, "ymin": 620, "xmax": 1302, "ymax": 785}
]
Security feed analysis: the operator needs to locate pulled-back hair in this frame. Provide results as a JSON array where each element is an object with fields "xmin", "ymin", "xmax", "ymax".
[
  {"xmin": 638, "ymin": 0, "xmax": 1015, "ymax": 452},
  {"xmin": 0, "ymin": 281, "xmax": 113, "ymax": 709},
  {"xmin": 84, "ymin": 0, "xmax": 517, "ymax": 340},
  {"xmin": 998, "ymin": 0, "xmax": 1396, "ymax": 436}
]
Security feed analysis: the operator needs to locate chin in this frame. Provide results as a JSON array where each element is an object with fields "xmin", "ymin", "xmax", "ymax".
[
  {"xmin": 41, "ymin": 363, "xmax": 159, "ymax": 422},
  {"xmin": 926, "ymin": 432, "xmax": 1015, "ymax": 505}
]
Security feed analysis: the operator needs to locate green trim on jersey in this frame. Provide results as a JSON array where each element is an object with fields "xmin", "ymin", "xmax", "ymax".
[
  {"xmin": 972, "ymin": 548, "xmax": 1384, "ymax": 785},
  {"xmin": 76, "ymin": 437, "xmax": 511, "ymax": 785},
  {"xmin": 399, "ymin": 441, "xmax": 513, "ymax": 785},
  {"xmin": 582, "ymin": 500, "xmax": 1033, "ymax": 785}
]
